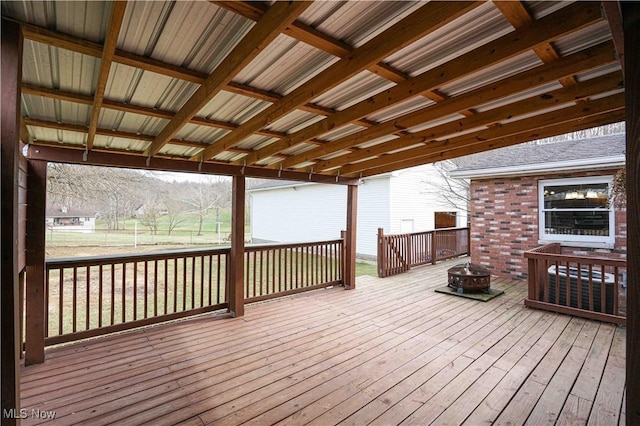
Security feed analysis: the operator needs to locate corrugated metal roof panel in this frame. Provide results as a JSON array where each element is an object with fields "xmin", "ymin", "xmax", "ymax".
[
  {"xmin": 161, "ymin": 144, "xmax": 200, "ymax": 158},
  {"xmin": 525, "ymin": 1, "xmax": 575, "ymax": 20},
  {"xmin": 265, "ymin": 110, "xmax": 324, "ymax": 133},
  {"xmin": 385, "ymin": 2, "xmax": 512, "ymax": 77},
  {"xmin": 355, "ymin": 135, "xmax": 399, "ymax": 150},
  {"xmin": 365, "ymin": 96, "xmax": 435, "ymax": 123},
  {"xmin": 439, "ymin": 51, "xmax": 543, "ymax": 98},
  {"xmin": 173, "ymin": 123, "xmax": 228, "ymax": 143},
  {"xmin": 234, "ymin": 33, "xmax": 337, "ymax": 95},
  {"xmin": 22, "ymin": 94, "xmax": 91, "ymax": 127},
  {"xmin": 123, "ymin": 2, "xmax": 253, "ymax": 73},
  {"xmin": 29, "ymin": 127, "xmax": 85, "ymax": 146},
  {"xmin": 1, "ymin": 1, "xmax": 110, "ymax": 42},
  {"xmin": 199, "ymin": 91, "xmax": 271, "ymax": 124},
  {"xmin": 318, "ymin": 123, "xmax": 365, "ymax": 142},
  {"xmin": 474, "ymin": 81, "xmax": 564, "ymax": 113},
  {"xmin": 95, "ymin": 135, "xmax": 147, "ymax": 152},
  {"xmin": 553, "ymin": 21, "xmax": 613, "ymax": 56},
  {"xmin": 407, "ymin": 113, "xmax": 466, "ymax": 134},
  {"xmin": 236, "ymin": 135, "xmax": 278, "ymax": 151},
  {"xmin": 575, "ymin": 63, "xmax": 623, "ymax": 82},
  {"xmin": 300, "ymin": 1, "xmax": 422, "ymax": 48},
  {"xmin": 311, "ymin": 70, "xmax": 395, "ymax": 111}
]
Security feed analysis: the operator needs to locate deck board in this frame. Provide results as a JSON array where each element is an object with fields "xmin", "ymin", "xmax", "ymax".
[{"xmin": 19, "ymin": 258, "xmax": 626, "ymax": 425}]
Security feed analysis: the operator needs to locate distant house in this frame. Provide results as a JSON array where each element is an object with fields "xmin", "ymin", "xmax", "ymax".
[
  {"xmin": 46, "ymin": 205, "xmax": 97, "ymax": 233},
  {"xmin": 449, "ymin": 134, "xmax": 626, "ymax": 280},
  {"xmin": 248, "ymin": 164, "xmax": 469, "ymax": 259}
]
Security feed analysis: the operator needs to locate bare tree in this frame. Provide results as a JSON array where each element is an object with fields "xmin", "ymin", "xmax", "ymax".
[{"xmin": 421, "ymin": 160, "xmax": 470, "ymax": 215}]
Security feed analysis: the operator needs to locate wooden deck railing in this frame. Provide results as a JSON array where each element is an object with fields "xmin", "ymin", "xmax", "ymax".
[
  {"xmin": 45, "ymin": 247, "xmax": 230, "ymax": 345},
  {"xmin": 524, "ymin": 243, "xmax": 626, "ymax": 325},
  {"xmin": 244, "ymin": 240, "xmax": 343, "ymax": 303},
  {"xmin": 377, "ymin": 227, "xmax": 470, "ymax": 277},
  {"xmin": 42, "ymin": 239, "xmax": 344, "ymax": 346}
]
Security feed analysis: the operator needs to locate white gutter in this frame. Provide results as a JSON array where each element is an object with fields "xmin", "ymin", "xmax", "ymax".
[{"xmin": 449, "ymin": 155, "xmax": 625, "ymax": 179}]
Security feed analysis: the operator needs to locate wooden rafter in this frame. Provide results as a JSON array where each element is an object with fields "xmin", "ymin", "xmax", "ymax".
[
  {"xmin": 86, "ymin": 1, "xmax": 127, "ymax": 151},
  {"xmin": 21, "ymin": 84, "xmax": 287, "ymax": 140},
  {"xmin": 23, "ymin": 117, "xmax": 254, "ymax": 154},
  {"xmin": 241, "ymin": 1, "xmax": 603, "ymax": 169},
  {"xmin": 143, "ymin": 1, "xmax": 313, "ymax": 158},
  {"xmin": 357, "ymin": 109, "xmax": 626, "ymax": 179},
  {"xmin": 18, "ymin": 21, "xmax": 339, "ymax": 123},
  {"xmin": 310, "ymin": 71, "xmax": 623, "ymax": 173},
  {"xmin": 280, "ymin": 40, "xmax": 617, "ymax": 170},
  {"xmin": 192, "ymin": 1, "xmax": 483, "ymax": 162},
  {"xmin": 338, "ymin": 93, "xmax": 625, "ymax": 177},
  {"xmin": 493, "ymin": 1, "xmax": 577, "ymax": 86},
  {"xmin": 602, "ymin": 1, "xmax": 625, "ymax": 77}
]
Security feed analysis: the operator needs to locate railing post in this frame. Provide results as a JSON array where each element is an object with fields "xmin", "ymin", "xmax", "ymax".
[
  {"xmin": 377, "ymin": 228, "xmax": 385, "ymax": 278},
  {"xmin": 430, "ymin": 231, "xmax": 437, "ymax": 265},
  {"xmin": 527, "ymin": 256, "xmax": 538, "ymax": 301},
  {"xmin": 344, "ymin": 184, "xmax": 357, "ymax": 289},
  {"xmin": 405, "ymin": 233, "xmax": 412, "ymax": 270},
  {"xmin": 228, "ymin": 175, "xmax": 245, "ymax": 317}
]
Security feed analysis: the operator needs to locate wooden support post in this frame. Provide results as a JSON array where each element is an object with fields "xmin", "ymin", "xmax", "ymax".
[
  {"xmin": 377, "ymin": 228, "xmax": 385, "ymax": 278},
  {"xmin": 1, "ymin": 18, "xmax": 23, "ymax": 423},
  {"xmin": 25, "ymin": 160, "xmax": 47, "ymax": 365},
  {"xmin": 344, "ymin": 184, "xmax": 357, "ymax": 289},
  {"xmin": 431, "ymin": 231, "xmax": 437, "ymax": 265},
  {"xmin": 623, "ymin": 2, "xmax": 640, "ymax": 424},
  {"xmin": 228, "ymin": 175, "xmax": 245, "ymax": 317}
]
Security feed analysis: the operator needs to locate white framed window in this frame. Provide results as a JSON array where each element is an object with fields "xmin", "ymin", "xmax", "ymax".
[{"xmin": 538, "ymin": 176, "xmax": 614, "ymax": 247}]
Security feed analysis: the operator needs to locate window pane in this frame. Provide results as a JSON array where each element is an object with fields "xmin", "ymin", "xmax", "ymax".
[
  {"xmin": 544, "ymin": 210, "xmax": 610, "ymax": 236},
  {"xmin": 543, "ymin": 183, "xmax": 608, "ymax": 209}
]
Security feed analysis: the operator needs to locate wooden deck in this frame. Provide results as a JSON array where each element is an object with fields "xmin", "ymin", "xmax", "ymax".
[{"xmin": 20, "ymin": 258, "xmax": 626, "ymax": 425}]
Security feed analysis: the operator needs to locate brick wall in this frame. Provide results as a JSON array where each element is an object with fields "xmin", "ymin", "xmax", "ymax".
[{"xmin": 470, "ymin": 169, "xmax": 626, "ymax": 280}]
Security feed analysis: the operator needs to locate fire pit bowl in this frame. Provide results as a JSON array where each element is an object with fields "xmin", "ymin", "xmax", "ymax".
[{"xmin": 447, "ymin": 262, "xmax": 491, "ymax": 294}]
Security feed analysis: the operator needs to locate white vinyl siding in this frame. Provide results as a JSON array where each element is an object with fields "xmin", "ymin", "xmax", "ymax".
[{"xmin": 250, "ymin": 184, "xmax": 347, "ymax": 244}]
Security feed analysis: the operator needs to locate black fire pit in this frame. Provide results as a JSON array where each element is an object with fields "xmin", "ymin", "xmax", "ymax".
[{"xmin": 447, "ymin": 262, "xmax": 491, "ymax": 294}]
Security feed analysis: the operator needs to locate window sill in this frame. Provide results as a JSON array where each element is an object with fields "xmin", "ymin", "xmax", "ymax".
[{"xmin": 537, "ymin": 239, "xmax": 615, "ymax": 250}]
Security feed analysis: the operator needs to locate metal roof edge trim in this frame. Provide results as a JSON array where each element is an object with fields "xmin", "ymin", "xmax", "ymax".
[{"xmin": 449, "ymin": 155, "xmax": 626, "ymax": 179}]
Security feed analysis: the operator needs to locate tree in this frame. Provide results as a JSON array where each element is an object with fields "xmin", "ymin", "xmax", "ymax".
[
  {"xmin": 421, "ymin": 160, "xmax": 470, "ymax": 215},
  {"xmin": 180, "ymin": 177, "xmax": 230, "ymax": 236}
]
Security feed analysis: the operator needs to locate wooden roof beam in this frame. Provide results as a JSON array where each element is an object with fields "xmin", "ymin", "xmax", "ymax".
[
  {"xmin": 279, "ymin": 40, "xmax": 616, "ymax": 170},
  {"xmin": 602, "ymin": 1, "xmax": 625, "ymax": 77},
  {"xmin": 26, "ymin": 144, "xmax": 359, "ymax": 185},
  {"xmin": 23, "ymin": 117, "xmax": 252, "ymax": 153},
  {"xmin": 213, "ymin": 1, "xmax": 409, "ymax": 83},
  {"xmin": 309, "ymin": 71, "xmax": 623, "ymax": 172},
  {"xmin": 197, "ymin": 1, "xmax": 483, "ymax": 163},
  {"xmin": 21, "ymin": 83, "xmax": 287, "ymax": 139},
  {"xmin": 493, "ymin": 1, "xmax": 577, "ymax": 86},
  {"xmin": 86, "ymin": 1, "xmax": 127, "ymax": 151},
  {"xmin": 338, "ymin": 93, "xmax": 625, "ymax": 177},
  {"xmin": 19, "ymin": 20, "xmax": 336, "ymax": 122},
  {"xmin": 244, "ymin": 2, "xmax": 605, "ymax": 168},
  {"xmin": 357, "ymin": 109, "xmax": 626, "ymax": 178},
  {"xmin": 144, "ymin": 1, "xmax": 312, "ymax": 158}
]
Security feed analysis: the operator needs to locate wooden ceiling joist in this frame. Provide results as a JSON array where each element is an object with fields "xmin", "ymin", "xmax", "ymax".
[
  {"xmin": 241, "ymin": 1, "xmax": 604, "ymax": 169},
  {"xmin": 309, "ymin": 71, "xmax": 623, "ymax": 173},
  {"xmin": 338, "ymin": 92, "xmax": 625, "ymax": 177},
  {"xmin": 86, "ymin": 1, "xmax": 127, "ymax": 151},
  {"xmin": 279, "ymin": 40, "xmax": 617, "ymax": 170},
  {"xmin": 21, "ymin": 84, "xmax": 289, "ymax": 140},
  {"xmin": 143, "ymin": 1, "xmax": 313, "ymax": 157},
  {"xmin": 7, "ymin": 0, "xmax": 623, "ymax": 182},
  {"xmin": 357, "ymin": 108, "xmax": 626, "ymax": 178},
  {"xmin": 192, "ymin": 1, "xmax": 483, "ymax": 162}
]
